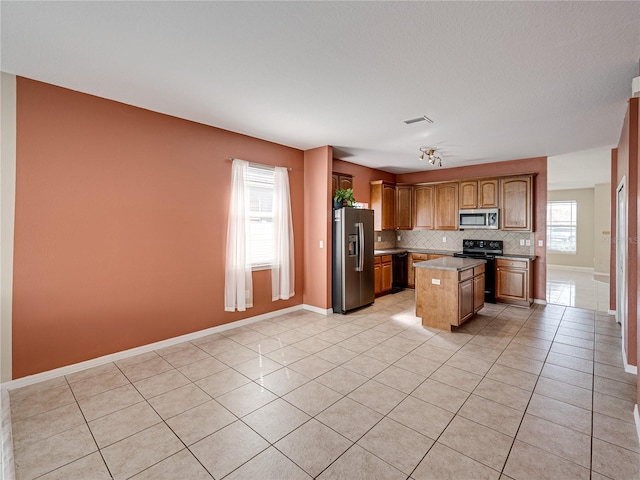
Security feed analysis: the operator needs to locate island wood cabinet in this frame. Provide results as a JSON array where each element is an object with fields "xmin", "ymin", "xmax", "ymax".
[
  {"xmin": 374, "ymin": 255, "xmax": 393, "ymax": 295},
  {"xmin": 413, "ymin": 185, "xmax": 434, "ymax": 230},
  {"xmin": 459, "ymin": 179, "xmax": 499, "ymax": 209},
  {"xmin": 407, "ymin": 253, "xmax": 451, "ymax": 288},
  {"xmin": 370, "ymin": 181, "xmax": 396, "ymax": 231},
  {"xmin": 500, "ymin": 176, "xmax": 532, "ymax": 231},
  {"xmin": 434, "ymin": 183, "xmax": 459, "ymax": 230},
  {"xmin": 395, "ymin": 185, "xmax": 412, "ymax": 230},
  {"xmin": 415, "ymin": 260, "xmax": 485, "ymax": 330},
  {"xmin": 495, "ymin": 258, "xmax": 533, "ymax": 306}
]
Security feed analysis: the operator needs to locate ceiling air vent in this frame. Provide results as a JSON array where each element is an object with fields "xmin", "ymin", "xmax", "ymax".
[{"xmin": 404, "ymin": 115, "xmax": 434, "ymax": 125}]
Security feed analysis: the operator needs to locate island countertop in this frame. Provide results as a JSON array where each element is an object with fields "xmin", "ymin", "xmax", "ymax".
[{"xmin": 414, "ymin": 257, "xmax": 486, "ymax": 271}]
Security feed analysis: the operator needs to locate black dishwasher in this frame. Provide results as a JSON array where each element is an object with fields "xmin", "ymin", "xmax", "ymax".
[{"xmin": 392, "ymin": 252, "xmax": 408, "ymax": 293}]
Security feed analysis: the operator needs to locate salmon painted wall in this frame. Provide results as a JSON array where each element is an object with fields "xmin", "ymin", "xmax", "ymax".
[
  {"xmin": 12, "ymin": 78, "xmax": 305, "ymax": 378},
  {"xmin": 397, "ymin": 157, "xmax": 547, "ymax": 301},
  {"xmin": 332, "ymin": 159, "xmax": 396, "ymax": 205},
  {"xmin": 303, "ymin": 146, "xmax": 332, "ymax": 309},
  {"xmin": 614, "ymin": 97, "xmax": 638, "ymax": 369}
]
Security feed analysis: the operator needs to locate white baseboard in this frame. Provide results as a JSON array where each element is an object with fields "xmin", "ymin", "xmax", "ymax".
[
  {"xmin": 303, "ymin": 304, "xmax": 333, "ymax": 315},
  {"xmin": 621, "ymin": 344, "xmax": 638, "ymax": 375},
  {"xmin": 1, "ymin": 304, "xmax": 308, "ymax": 390},
  {"xmin": 547, "ymin": 264, "xmax": 594, "ymax": 272},
  {"xmin": 608, "ymin": 309, "xmax": 616, "ymax": 315},
  {"xmin": 533, "ymin": 299, "xmax": 547, "ymax": 305},
  {"xmin": 635, "ymin": 404, "xmax": 640, "ymax": 446}
]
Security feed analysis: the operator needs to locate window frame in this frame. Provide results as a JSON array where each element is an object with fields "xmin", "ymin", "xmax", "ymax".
[
  {"xmin": 245, "ymin": 164, "xmax": 276, "ymax": 270},
  {"xmin": 546, "ymin": 200, "xmax": 577, "ymax": 254}
]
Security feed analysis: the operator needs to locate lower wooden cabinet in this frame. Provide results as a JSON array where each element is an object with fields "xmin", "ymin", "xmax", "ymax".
[
  {"xmin": 495, "ymin": 258, "xmax": 533, "ymax": 306},
  {"xmin": 407, "ymin": 253, "xmax": 452, "ymax": 288},
  {"xmin": 474, "ymin": 273, "xmax": 485, "ymax": 312},
  {"xmin": 407, "ymin": 253, "xmax": 428, "ymax": 288},
  {"xmin": 459, "ymin": 279, "xmax": 474, "ymax": 324},
  {"xmin": 375, "ymin": 255, "xmax": 392, "ymax": 295}
]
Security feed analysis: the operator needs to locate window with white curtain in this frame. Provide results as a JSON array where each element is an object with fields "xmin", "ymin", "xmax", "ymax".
[
  {"xmin": 225, "ymin": 159, "xmax": 294, "ymax": 312},
  {"xmin": 547, "ymin": 200, "xmax": 577, "ymax": 254},
  {"xmin": 246, "ymin": 165, "xmax": 275, "ymax": 268}
]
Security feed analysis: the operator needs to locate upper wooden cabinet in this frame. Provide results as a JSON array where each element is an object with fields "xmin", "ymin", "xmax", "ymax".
[
  {"xmin": 413, "ymin": 185, "xmax": 434, "ymax": 230},
  {"xmin": 395, "ymin": 185, "xmax": 412, "ymax": 230},
  {"xmin": 459, "ymin": 179, "xmax": 499, "ymax": 209},
  {"xmin": 370, "ymin": 181, "xmax": 396, "ymax": 231},
  {"xmin": 500, "ymin": 176, "xmax": 532, "ymax": 231},
  {"xmin": 332, "ymin": 172, "xmax": 353, "ymax": 198},
  {"xmin": 434, "ymin": 183, "xmax": 459, "ymax": 230}
]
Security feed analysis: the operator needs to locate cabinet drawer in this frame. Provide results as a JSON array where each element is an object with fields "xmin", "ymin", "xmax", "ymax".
[
  {"xmin": 459, "ymin": 268, "xmax": 473, "ymax": 281},
  {"xmin": 412, "ymin": 254, "xmax": 429, "ymax": 263},
  {"xmin": 473, "ymin": 264, "xmax": 485, "ymax": 276},
  {"xmin": 496, "ymin": 259, "xmax": 528, "ymax": 269},
  {"xmin": 375, "ymin": 257, "xmax": 382, "ymax": 265},
  {"xmin": 381, "ymin": 255, "xmax": 392, "ymax": 263}
]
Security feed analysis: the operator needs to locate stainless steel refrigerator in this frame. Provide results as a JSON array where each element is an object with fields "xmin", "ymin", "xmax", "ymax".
[{"xmin": 332, "ymin": 208, "xmax": 375, "ymax": 314}]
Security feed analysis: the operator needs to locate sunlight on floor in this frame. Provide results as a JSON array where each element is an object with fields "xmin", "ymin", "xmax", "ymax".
[{"xmin": 546, "ymin": 266, "xmax": 610, "ymax": 312}]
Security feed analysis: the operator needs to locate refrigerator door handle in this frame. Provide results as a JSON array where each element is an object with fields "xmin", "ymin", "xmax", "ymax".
[{"xmin": 356, "ymin": 222, "xmax": 364, "ymax": 272}]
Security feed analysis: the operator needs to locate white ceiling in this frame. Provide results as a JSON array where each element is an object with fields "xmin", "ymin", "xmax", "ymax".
[
  {"xmin": 2, "ymin": 1, "xmax": 639, "ymax": 186},
  {"xmin": 547, "ymin": 147, "xmax": 613, "ymax": 191}
]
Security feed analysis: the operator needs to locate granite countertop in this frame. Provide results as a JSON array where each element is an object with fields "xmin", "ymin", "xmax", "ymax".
[
  {"xmin": 497, "ymin": 254, "xmax": 536, "ymax": 261},
  {"xmin": 374, "ymin": 248, "xmax": 458, "ymax": 256},
  {"xmin": 414, "ymin": 257, "xmax": 486, "ymax": 271}
]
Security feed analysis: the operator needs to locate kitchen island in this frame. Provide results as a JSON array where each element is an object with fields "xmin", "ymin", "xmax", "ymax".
[{"xmin": 415, "ymin": 257, "xmax": 486, "ymax": 331}]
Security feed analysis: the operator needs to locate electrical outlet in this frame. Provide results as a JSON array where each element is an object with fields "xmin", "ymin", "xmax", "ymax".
[
  {"xmin": 519, "ymin": 239, "xmax": 525, "ymax": 246},
  {"xmin": 442, "ymin": 236, "xmax": 447, "ymax": 243},
  {"xmin": 538, "ymin": 240, "xmax": 544, "ymax": 247},
  {"xmin": 319, "ymin": 240, "xmax": 323, "ymax": 248},
  {"xmin": 377, "ymin": 236, "xmax": 382, "ymax": 242},
  {"xmin": 397, "ymin": 235, "xmax": 401, "ymax": 241},
  {"xmin": 525, "ymin": 239, "xmax": 531, "ymax": 246}
]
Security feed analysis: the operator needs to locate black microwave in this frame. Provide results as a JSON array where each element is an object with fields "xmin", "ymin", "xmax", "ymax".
[{"xmin": 459, "ymin": 209, "xmax": 499, "ymax": 229}]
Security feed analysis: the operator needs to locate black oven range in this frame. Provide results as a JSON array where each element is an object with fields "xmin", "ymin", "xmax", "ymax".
[{"xmin": 453, "ymin": 239, "xmax": 503, "ymax": 303}]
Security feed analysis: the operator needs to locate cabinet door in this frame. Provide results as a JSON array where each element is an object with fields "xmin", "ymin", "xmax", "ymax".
[
  {"xmin": 374, "ymin": 263, "xmax": 382, "ymax": 294},
  {"xmin": 413, "ymin": 185, "xmax": 434, "ymax": 230},
  {"xmin": 396, "ymin": 185, "xmax": 412, "ymax": 230},
  {"xmin": 473, "ymin": 273, "xmax": 485, "ymax": 312},
  {"xmin": 339, "ymin": 175, "xmax": 353, "ymax": 191},
  {"xmin": 434, "ymin": 183, "xmax": 459, "ymax": 230},
  {"xmin": 478, "ymin": 179, "xmax": 499, "ymax": 208},
  {"xmin": 495, "ymin": 267, "xmax": 528, "ymax": 301},
  {"xmin": 332, "ymin": 174, "xmax": 339, "ymax": 198},
  {"xmin": 382, "ymin": 184, "xmax": 396, "ymax": 230},
  {"xmin": 381, "ymin": 261, "xmax": 393, "ymax": 292},
  {"xmin": 407, "ymin": 253, "xmax": 428, "ymax": 288},
  {"xmin": 459, "ymin": 181, "xmax": 478, "ymax": 209},
  {"xmin": 500, "ymin": 176, "xmax": 532, "ymax": 231},
  {"xmin": 458, "ymin": 279, "xmax": 474, "ymax": 324}
]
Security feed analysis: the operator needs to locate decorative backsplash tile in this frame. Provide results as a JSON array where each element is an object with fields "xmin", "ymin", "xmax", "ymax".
[
  {"xmin": 395, "ymin": 230, "xmax": 535, "ymax": 255},
  {"xmin": 374, "ymin": 230, "xmax": 396, "ymax": 249}
]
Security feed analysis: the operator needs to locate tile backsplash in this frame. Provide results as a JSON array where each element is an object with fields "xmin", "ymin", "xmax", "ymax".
[{"xmin": 376, "ymin": 229, "xmax": 535, "ymax": 255}]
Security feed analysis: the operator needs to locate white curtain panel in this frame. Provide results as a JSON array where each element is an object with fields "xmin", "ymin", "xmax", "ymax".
[
  {"xmin": 272, "ymin": 166, "xmax": 295, "ymax": 301},
  {"xmin": 224, "ymin": 159, "xmax": 253, "ymax": 312}
]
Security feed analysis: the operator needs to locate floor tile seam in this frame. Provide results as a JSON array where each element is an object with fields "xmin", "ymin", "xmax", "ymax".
[
  {"xmin": 523, "ymin": 409, "xmax": 592, "ymax": 437},
  {"xmin": 538, "ymin": 370, "xmax": 594, "ymax": 390},
  {"xmin": 592, "ymin": 370, "xmax": 637, "ymax": 386},
  {"xmin": 8, "ymin": 396, "xmax": 79, "ymax": 425},
  {"xmin": 494, "ymin": 317, "xmax": 561, "ymax": 476},
  {"xmin": 62, "ymin": 374, "xmax": 114, "ymax": 480}
]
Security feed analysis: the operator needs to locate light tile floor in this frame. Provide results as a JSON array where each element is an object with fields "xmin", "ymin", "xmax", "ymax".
[
  {"xmin": 547, "ymin": 266, "xmax": 611, "ymax": 312},
  {"xmin": 4, "ymin": 291, "xmax": 640, "ymax": 479}
]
